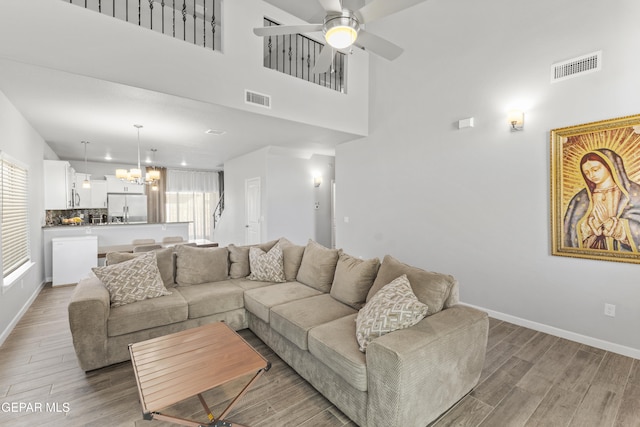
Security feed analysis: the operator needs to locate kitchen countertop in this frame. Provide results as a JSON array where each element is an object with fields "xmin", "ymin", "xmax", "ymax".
[{"xmin": 43, "ymin": 221, "xmax": 191, "ymax": 229}]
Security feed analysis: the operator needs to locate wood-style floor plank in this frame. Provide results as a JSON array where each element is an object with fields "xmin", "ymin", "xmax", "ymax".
[{"xmin": 2, "ymin": 284, "xmax": 640, "ymax": 427}]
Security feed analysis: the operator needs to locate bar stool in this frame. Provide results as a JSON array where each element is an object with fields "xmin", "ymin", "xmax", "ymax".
[
  {"xmin": 133, "ymin": 244, "xmax": 163, "ymax": 253},
  {"xmin": 132, "ymin": 239, "xmax": 156, "ymax": 245},
  {"xmin": 162, "ymin": 236, "xmax": 184, "ymax": 243}
]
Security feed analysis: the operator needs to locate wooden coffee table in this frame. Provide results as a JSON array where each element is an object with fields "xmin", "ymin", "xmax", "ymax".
[{"xmin": 129, "ymin": 322, "xmax": 270, "ymax": 427}]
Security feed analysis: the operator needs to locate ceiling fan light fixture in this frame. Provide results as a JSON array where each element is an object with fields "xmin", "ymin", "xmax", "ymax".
[{"xmin": 324, "ymin": 12, "xmax": 359, "ymax": 49}]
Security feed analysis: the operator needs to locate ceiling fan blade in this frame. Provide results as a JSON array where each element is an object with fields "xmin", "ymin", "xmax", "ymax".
[
  {"xmin": 355, "ymin": 30, "xmax": 404, "ymax": 61},
  {"xmin": 312, "ymin": 46, "xmax": 336, "ymax": 74},
  {"xmin": 253, "ymin": 24, "xmax": 323, "ymax": 37},
  {"xmin": 356, "ymin": 0, "xmax": 426, "ymax": 24},
  {"xmin": 317, "ymin": 0, "xmax": 343, "ymax": 13}
]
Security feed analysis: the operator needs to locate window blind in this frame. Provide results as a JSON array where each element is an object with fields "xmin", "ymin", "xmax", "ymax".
[{"xmin": 1, "ymin": 157, "xmax": 29, "ymax": 278}]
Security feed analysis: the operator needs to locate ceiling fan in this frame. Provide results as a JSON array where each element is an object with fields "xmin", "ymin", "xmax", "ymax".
[{"xmin": 253, "ymin": 0, "xmax": 426, "ymax": 74}]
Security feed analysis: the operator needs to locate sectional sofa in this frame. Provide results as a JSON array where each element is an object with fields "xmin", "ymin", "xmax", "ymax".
[{"xmin": 68, "ymin": 238, "xmax": 489, "ymax": 427}]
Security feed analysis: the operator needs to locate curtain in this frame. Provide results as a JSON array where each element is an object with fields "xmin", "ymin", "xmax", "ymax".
[
  {"xmin": 165, "ymin": 169, "xmax": 219, "ymax": 240},
  {"xmin": 146, "ymin": 167, "xmax": 167, "ymax": 223},
  {"xmin": 166, "ymin": 169, "xmax": 219, "ymax": 193}
]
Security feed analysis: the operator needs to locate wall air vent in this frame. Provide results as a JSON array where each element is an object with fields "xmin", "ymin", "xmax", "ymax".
[
  {"xmin": 245, "ymin": 90, "xmax": 271, "ymax": 109},
  {"xmin": 551, "ymin": 51, "xmax": 602, "ymax": 83}
]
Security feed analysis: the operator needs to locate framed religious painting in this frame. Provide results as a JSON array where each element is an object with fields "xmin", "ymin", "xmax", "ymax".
[{"xmin": 551, "ymin": 114, "xmax": 640, "ymax": 264}]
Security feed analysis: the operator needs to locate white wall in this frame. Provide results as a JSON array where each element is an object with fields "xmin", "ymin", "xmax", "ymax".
[
  {"xmin": 215, "ymin": 148, "xmax": 334, "ymax": 247},
  {"xmin": 0, "ymin": 90, "xmax": 46, "ymax": 342},
  {"xmin": 336, "ymin": 0, "xmax": 640, "ymax": 356}
]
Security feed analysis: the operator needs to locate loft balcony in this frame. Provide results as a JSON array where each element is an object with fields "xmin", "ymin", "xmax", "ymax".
[
  {"xmin": 66, "ymin": 1, "xmax": 222, "ymax": 51},
  {"xmin": 66, "ymin": 1, "xmax": 349, "ymax": 94},
  {"xmin": 0, "ymin": 0, "xmax": 368, "ymax": 142}
]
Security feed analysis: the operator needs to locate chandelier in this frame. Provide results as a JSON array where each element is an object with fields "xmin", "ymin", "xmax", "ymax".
[{"xmin": 115, "ymin": 124, "xmax": 160, "ymax": 189}]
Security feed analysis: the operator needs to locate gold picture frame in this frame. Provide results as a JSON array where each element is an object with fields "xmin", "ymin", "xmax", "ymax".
[{"xmin": 551, "ymin": 114, "xmax": 640, "ymax": 264}]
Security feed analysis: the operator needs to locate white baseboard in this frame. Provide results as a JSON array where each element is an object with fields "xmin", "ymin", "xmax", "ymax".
[
  {"xmin": 462, "ymin": 302, "xmax": 640, "ymax": 360},
  {"xmin": 0, "ymin": 280, "xmax": 46, "ymax": 346}
]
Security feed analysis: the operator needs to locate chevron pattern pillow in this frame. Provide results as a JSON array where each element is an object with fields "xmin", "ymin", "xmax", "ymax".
[
  {"xmin": 247, "ymin": 242, "xmax": 286, "ymax": 282},
  {"xmin": 355, "ymin": 274, "xmax": 428, "ymax": 352},
  {"xmin": 92, "ymin": 251, "xmax": 171, "ymax": 307}
]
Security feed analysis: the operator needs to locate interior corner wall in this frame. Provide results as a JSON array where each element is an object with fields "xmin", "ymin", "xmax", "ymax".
[
  {"xmin": 335, "ymin": 0, "xmax": 640, "ymax": 355},
  {"xmin": 266, "ymin": 153, "xmax": 335, "ymax": 247},
  {"xmin": 0, "ymin": 90, "xmax": 46, "ymax": 341},
  {"xmin": 214, "ymin": 148, "xmax": 269, "ymax": 247}
]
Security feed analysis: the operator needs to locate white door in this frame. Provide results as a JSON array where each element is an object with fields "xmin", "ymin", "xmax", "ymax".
[{"xmin": 245, "ymin": 177, "xmax": 261, "ymax": 245}]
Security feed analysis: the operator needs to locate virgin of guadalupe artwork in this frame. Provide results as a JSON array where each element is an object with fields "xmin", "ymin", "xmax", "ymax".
[{"xmin": 551, "ymin": 115, "xmax": 640, "ymax": 264}]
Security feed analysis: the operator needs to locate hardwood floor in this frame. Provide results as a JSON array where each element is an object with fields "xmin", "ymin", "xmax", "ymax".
[{"xmin": 1, "ymin": 284, "xmax": 639, "ymax": 427}]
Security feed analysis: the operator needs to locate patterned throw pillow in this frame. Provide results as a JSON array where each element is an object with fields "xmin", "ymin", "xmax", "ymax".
[
  {"xmin": 247, "ymin": 242, "xmax": 286, "ymax": 282},
  {"xmin": 355, "ymin": 274, "xmax": 428, "ymax": 352},
  {"xmin": 92, "ymin": 251, "xmax": 171, "ymax": 307}
]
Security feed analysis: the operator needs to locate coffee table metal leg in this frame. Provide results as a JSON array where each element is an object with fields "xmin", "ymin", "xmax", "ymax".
[
  {"xmin": 198, "ymin": 393, "xmax": 215, "ymax": 423},
  {"xmin": 217, "ymin": 367, "xmax": 268, "ymax": 422},
  {"xmin": 146, "ymin": 366, "xmax": 269, "ymax": 427}
]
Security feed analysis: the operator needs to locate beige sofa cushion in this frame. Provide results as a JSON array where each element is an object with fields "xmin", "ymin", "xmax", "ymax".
[
  {"xmin": 174, "ymin": 281, "xmax": 245, "ymax": 319},
  {"xmin": 308, "ymin": 313, "xmax": 367, "ymax": 392},
  {"xmin": 356, "ymin": 274, "xmax": 428, "ymax": 352},
  {"xmin": 107, "ymin": 291, "xmax": 188, "ymax": 337},
  {"xmin": 330, "ymin": 252, "xmax": 380, "ymax": 309},
  {"xmin": 244, "ymin": 282, "xmax": 322, "ymax": 323},
  {"xmin": 106, "ymin": 247, "xmax": 176, "ymax": 288},
  {"xmin": 279, "ymin": 238, "xmax": 305, "ymax": 282},
  {"xmin": 92, "ymin": 251, "xmax": 171, "ymax": 307},
  {"xmin": 175, "ymin": 245, "xmax": 229, "ymax": 286},
  {"xmin": 296, "ymin": 240, "xmax": 339, "ymax": 292},
  {"xmin": 367, "ymin": 255, "xmax": 455, "ymax": 316},
  {"xmin": 270, "ymin": 294, "xmax": 357, "ymax": 350}
]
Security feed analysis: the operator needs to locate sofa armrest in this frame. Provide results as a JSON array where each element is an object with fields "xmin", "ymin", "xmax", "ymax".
[
  {"xmin": 67, "ymin": 275, "xmax": 110, "ymax": 371},
  {"xmin": 366, "ymin": 305, "xmax": 488, "ymax": 427}
]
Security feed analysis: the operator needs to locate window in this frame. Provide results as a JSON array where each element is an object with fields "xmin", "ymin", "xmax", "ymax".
[
  {"xmin": 1, "ymin": 154, "xmax": 29, "ymax": 280},
  {"xmin": 165, "ymin": 170, "xmax": 219, "ymax": 240}
]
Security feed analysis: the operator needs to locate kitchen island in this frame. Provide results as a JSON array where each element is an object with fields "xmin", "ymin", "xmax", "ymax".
[{"xmin": 42, "ymin": 222, "xmax": 191, "ymax": 282}]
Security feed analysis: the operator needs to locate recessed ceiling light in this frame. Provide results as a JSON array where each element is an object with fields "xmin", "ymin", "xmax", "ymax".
[
  {"xmin": 104, "ymin": 154, "xmax": 112, "ymax": 160},
  {"xmin": 205, "ymin": 129, "xmax": 226, "ymax": 136},
  {"xmin": 181, "ymin": 161, "xmax": 187, "ymax": 167}
]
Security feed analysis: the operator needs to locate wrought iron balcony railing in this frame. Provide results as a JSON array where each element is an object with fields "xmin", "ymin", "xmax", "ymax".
[
  {"xmin": 262, "ymin": 18, "xmax": 346, "ymax": 93},
  {"xmin": 66, "ymin": 0, "xmax": 221, "ymax": 51}
]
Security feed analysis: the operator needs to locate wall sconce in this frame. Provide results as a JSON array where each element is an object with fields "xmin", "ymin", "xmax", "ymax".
[
  {"xmin": 313, "ymin": 176, "xmax": 322, "ymax": 188},
  {"xmin": 508, "ymin": 111, "xmax": 525, "ymax": 131}
]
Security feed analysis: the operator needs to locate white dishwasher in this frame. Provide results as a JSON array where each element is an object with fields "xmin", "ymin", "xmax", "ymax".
[{"xmin": 52, "ymin": 235, "xmax": 98, "ymax": 286}]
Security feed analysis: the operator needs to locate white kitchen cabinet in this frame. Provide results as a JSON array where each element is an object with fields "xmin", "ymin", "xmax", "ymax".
[
  {"xmin": 106, "ymin": 175, "xmax": 145, "ymax": 194},
  {"xmin": 90, "ymin": 180, "xmax": 108, "ymax": 208},
  {"xmin": 44, "ymin": 160, "xmax": 76, "ymax": 209}
]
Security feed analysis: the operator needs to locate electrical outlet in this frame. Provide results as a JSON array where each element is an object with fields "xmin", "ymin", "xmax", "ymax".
[{"xmin": 604, "ymin": 303, "xmax": 616, "ymax": 317}]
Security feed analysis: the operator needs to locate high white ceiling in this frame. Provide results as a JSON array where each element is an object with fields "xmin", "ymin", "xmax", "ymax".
[
  {"xmin": 0, "ymin": 59, "xmax": 359, "ymax": 171},
  {"xmin": 0, "ymin": 0, "xmax": 367, "ymax": 171}
]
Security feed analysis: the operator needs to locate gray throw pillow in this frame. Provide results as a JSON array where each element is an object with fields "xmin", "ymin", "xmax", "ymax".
[
  {"xmin": 92, "ymin": 251, "xmax": 171, "ymax": 307},
  {"xmin": 247, "ymin": 242, "xmax": 286, "ymax": 282},
  {"xmin": 367, "ymin": 255, "xmax": 455, "ymax": 316},
  {"xmin": 227, "ymin": 240, "xmax": 280, "ymax": 279},
  {"xmin": 330, "ymin": 251, "xmax": 380, "ymax": 309},
  {"xmin": 356, "ymin": 274, "xmax": 428, "ymax": 352},
  {"xmin": 296, "ymin": 239, "xmax": 339, "ymax": 292},
  {"xmin": 106, "ymin": 247, "xmax": 176, "ymax": 288},
  {"xmin": 175, "ymin": 245, "xmax": 229, "ymax": 286}
]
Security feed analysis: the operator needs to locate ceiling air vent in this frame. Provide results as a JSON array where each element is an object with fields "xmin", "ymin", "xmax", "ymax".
[
  {"xmin": 551, "ymin": 51, "xmax": 602, "ymax": 83},
  {"xmin": 245, "ymin": 90, "xmax": 271, "ymax": 109}
]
